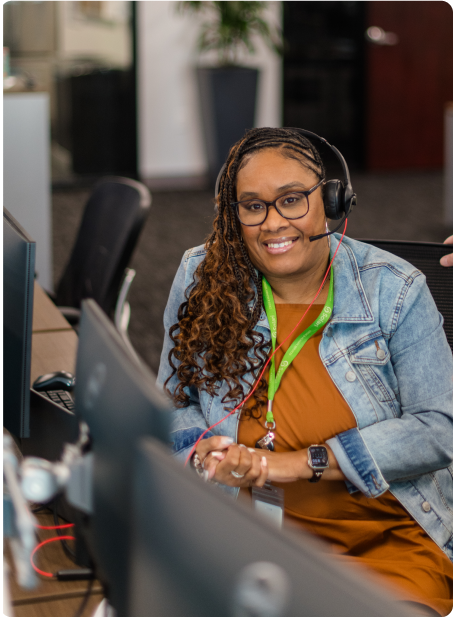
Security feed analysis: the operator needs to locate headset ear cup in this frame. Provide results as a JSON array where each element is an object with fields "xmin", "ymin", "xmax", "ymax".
[{"xmin": 323, "ymin": 180, "xmax": 344, "ymax": 220}]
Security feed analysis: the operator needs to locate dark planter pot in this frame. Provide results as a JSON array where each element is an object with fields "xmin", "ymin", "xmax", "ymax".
[
  {"xmin": 70, "ymin": 69, "xmax": 137, "ymax": 176},
  {"xmin": 197, "ymin": 66, "xmax": 259, "ymax": 186}
]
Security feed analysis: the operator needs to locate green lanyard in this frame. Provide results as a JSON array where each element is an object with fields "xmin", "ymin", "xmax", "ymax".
[{"xmin": 262, "ymin": 269, "xmax": 334, "ymax": 428}]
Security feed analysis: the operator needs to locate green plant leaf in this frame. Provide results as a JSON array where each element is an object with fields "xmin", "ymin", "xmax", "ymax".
[{"xmin": 177, "ymin": 0, "xmax": 283, "ymax": 65}]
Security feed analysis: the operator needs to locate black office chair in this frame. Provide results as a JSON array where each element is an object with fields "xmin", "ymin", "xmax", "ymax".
[
  {"xmin": 54, "ymin": 177, "xmax": 151, "ymax": 325},
  {"xmin": 357, "ymin": 239, "xmax": 453, "ymax": 352}
]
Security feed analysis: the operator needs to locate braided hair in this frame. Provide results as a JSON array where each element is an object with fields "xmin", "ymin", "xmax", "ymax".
[{"xmin": 165, "ymin": 127, "xmax": 325, "ymax": 416}]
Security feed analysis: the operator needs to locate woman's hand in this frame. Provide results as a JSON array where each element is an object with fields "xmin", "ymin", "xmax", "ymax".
[
  {"xmin": 195, "ymin": 438, "xmax": 345, "ymax": 485},
  {"xmin": 440, "ymin": 236, "xmax": 453, "ymax": 267},
  {"xmin": 198, "ymin": 440, "xmax": 269, "ymax": 487},
  {"xmin": 195, "ymin": 435, "xmax": 235, "ymax": 463},
  {"xmin": 257, "ymin": 445, "xmax": 346, "ymax": 483}
]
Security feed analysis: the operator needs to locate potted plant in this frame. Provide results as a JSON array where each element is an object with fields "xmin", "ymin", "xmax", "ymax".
[{"xmin": 179, "ymin": 1, "xmax": 282, "ymax": 184}]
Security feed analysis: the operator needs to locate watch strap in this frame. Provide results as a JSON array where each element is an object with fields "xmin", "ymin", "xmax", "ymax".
[
  {"xmin": 307, "ymin": 444, "xmax": 329, "ymax": 483},
  {"xmin": 309, "ymin": 469, "xmax": 324, "ymax": 483}
]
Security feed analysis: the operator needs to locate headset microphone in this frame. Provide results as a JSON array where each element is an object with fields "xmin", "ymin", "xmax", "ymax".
[{"xmin": 309, "ymin": 215, "xmax": 350, "ymax": 242}]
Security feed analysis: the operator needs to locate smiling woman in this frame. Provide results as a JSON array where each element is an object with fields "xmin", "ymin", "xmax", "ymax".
[
  {"xmin": 157, "ymin": 127, "xmax": 453, "ymax": 617},
  {"xmin": 234, "ymin": 150, "xmax": 329, "ymax": 303}
]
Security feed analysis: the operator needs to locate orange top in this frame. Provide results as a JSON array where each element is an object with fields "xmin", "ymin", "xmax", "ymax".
[{"xmin": 238, "ymin": 304, "xmax": 453, "ymax": 616}]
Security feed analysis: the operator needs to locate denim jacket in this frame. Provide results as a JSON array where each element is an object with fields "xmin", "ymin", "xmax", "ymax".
[{"xmin": 157, "ymin": 234, "xmax": 453, "ymax": 561}]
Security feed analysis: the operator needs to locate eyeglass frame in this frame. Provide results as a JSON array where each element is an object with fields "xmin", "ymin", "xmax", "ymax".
[{"xmin": 230, "ymin": 178, "xmax": 325, "ymax": 227}]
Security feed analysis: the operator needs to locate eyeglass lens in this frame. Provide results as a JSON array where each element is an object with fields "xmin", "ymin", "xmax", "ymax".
[{"xmin": 237, "ymin": 193, "xmax": 309, "ymax": 226}]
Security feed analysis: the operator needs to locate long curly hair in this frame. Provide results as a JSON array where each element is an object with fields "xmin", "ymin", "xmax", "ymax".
[{"xmin": 165, "ymin": 127, "xmax": 326, "ymax": 418}]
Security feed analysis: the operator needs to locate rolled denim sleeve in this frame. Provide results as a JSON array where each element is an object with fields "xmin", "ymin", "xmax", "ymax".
[
  {"xmin": 327, "ymin": 429, "xmax": 389, "ymax": 497},
  {"xmin": 330, "ymin": 274, "xmax": 453, "ymax": 497},
  {"xmin": 156, "ymin": 251, "xmax": 213, "ymax": 463}
]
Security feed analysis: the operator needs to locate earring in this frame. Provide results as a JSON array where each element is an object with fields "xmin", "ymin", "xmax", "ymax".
[{"xmin": 325, "ymin": 220, "xmax": 331, "ymax": 249}]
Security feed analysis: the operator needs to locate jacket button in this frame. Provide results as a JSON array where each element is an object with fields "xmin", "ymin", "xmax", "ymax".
[
  {"xmin": 345, "ymin": 371, "xmax": 357, "ymax": 382},
  {"xmin": 422, "ymin": 501, "xmax": 431, "ymax": 512},
  {"xmin": 376, "ymin": 349, "xmax": 386, "ymax": 360}
]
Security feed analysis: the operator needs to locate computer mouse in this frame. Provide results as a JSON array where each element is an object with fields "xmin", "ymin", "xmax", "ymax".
[{"xmin": 33, "ymin": 371, "xmax": 76, "ymax": 392}]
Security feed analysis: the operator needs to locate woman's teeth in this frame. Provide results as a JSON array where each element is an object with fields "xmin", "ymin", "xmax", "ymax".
[{"xmin": 267, "ymin": 240, "xmax": 295, "ymax": 248}]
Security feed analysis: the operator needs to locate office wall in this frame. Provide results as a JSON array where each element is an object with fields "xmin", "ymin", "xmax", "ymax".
[
  {"xmin": 5, "ymin": 2, "xmax": 132, "ymax": 73},
  {"xmin": 137, "ymin": 1, "xmax": 282, "ymax": 182},
  {"xmin": 56, "ymin": 1, "xmax": 132, "ymax": 68}
]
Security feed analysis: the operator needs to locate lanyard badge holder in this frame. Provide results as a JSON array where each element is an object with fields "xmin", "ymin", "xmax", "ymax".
[{"xmin": 255, "ymin": 270, "xmax": 334, "ymax": 452}]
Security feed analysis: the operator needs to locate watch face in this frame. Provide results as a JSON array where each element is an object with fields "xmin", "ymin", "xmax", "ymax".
[{"xmin": 309, "ymin": 446, "xmax": 328, "ymax": 468}]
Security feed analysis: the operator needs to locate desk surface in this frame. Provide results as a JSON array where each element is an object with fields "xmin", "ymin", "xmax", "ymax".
[
  {"xmin": 31, "ymin": 282, "xmax": 78, "ymax": 385},
  {"xmin": 30, "ymin": 331, "xmax": 78, "ymax": 386},
  {"xmin": 6, "ymin": 285, "xmax": 103, "ymax": 617},
  {"xmin": 32, "ymin": 284, "xmax": 72, "ymax": 334}
]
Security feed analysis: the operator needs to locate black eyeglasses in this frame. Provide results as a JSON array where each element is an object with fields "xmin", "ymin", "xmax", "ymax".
[{"xmin": 230, "ymin": 179, "xmax": 324, "ymax": 226}]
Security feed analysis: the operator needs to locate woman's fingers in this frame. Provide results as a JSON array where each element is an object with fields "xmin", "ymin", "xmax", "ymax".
[
  {"xmin": 242, "ymin": 446, "xmax": 262, "ymax": 481},
  {"xmin": 210, "ymin": 445, "xmax": 244, "ymax": 483},
  {"xmin": 211, "ymin": 445, "xmax": 266, "ymax": 486},
  {"xmin": 254, "ymin": 456, "xmax": 269, "ymax": 487},
  {"xmin": 441, "ymin": 236, "xmax": 453, "ymax": 267},
  {"xmin": 243, "ymin": 451, "xmax": 268, "ymax": 487},
  {"xmin": 194, "ymin": 441, "xmax": 270, "ymax": 487},
  {"xmin": 203, "ymin": 456, "xmax": 221, "ymax": 482},
  {"xmin": 231, "ymin": 444, "xmax": 254, "ymax": 478},
  {"xmin": 196, "ymin": 436, "xmax": 234, "ymax": 461},
  {"xmin": 203, "ymin": 450, "xmax": 226, "ymax": 481}
]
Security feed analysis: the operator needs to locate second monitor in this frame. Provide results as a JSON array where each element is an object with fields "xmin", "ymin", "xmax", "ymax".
[
  {"xmin": 74, "ymin": 299, "xmax": 170, "ymax": 617},
  {"xmin": 129, "ymin": 439, "xmax": 411, "ymax": 617}
]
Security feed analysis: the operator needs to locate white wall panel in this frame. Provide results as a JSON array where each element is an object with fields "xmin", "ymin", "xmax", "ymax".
[
  {"xmin": 137, "ymin": 1, "xmax": 282, "ymax": 180},
  {"xmin": 4, "ymin": 93, "xmax": 53, "ymax": 292}
]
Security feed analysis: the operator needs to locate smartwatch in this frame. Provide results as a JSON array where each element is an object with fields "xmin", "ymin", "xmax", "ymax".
[{"xmin": 307, "ymin": 445, "xmax": 329, "ymax": 483}]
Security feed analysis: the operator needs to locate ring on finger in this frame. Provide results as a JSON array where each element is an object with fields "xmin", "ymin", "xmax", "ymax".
[
  {"xmin": 191, "ymin": 453, "xmax": 204, "ymax": 478},
  {"xmin": 231, "ymin": 470, "xmax": 245, "ymax": 479}
]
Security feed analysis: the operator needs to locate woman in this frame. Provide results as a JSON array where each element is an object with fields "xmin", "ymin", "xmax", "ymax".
[{"xmin": 157, "ymin": 128, "xmax": 453, "ymax": 616}]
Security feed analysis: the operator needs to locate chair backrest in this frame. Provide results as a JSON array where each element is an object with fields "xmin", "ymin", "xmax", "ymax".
[
  {"xmin": 55, "ymin": 177, "xmax": 151, "ymax": 316},
  {"xmin": 357, "ymin": 239, "xmax": 453, "ymax": 352}
]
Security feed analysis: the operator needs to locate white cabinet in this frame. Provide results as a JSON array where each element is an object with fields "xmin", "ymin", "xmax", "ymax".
[{"xmin": 4, "ymin": 92, "xmax": 53, "ymax": 292}]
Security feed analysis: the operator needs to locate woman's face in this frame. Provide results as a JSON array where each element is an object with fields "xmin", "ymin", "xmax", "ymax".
[{"xmin": 235, "ymin": 149, "xmax": 328, "ymax": 281}]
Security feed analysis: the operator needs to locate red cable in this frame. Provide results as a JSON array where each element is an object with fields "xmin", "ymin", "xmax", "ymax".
[
  {"xmin": 30, "ymin": 535, "xmax": 76, "ymax": 578},
  {"xmin": 35, "ymin": 523, "xmax": 75, "ymax": 530},
  {"xmin": 184, "ymin": 220, "xmax": 348, "ymax": 467}
]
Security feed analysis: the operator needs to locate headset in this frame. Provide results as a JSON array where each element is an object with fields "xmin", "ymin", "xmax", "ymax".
[{"xmin": 214, "ymin": 128, "xmax": 357, "ymax": 242}]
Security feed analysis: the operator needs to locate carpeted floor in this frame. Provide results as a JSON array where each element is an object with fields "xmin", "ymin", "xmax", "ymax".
[{"xmin": 52, "ymin": 170, "xmax": 453, "ymax": 374}]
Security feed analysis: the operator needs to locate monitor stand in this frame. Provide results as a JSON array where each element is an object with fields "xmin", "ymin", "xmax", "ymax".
[{"xmin": 18, "ymin": 389, "xmax": 92, "ymax": 568}]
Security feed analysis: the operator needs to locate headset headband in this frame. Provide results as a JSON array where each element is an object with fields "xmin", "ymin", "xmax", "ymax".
[
  {"xmin": 290, "ymin": 128, "xmax": 352, "ymax": 194},
  {"xmin": 215, "ymin": 128, "xmax": 354, "ymax": 210}
]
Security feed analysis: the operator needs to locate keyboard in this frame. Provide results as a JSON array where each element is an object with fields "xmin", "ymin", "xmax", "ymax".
[{"xmin": 40, "ymin": 390, "xmax": 75, "ymax": 412}]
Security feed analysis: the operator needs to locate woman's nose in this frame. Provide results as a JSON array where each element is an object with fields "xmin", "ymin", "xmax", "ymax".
[{"xmin": 261, "ymin": 204, "xmax": 289, "ymax": 232}]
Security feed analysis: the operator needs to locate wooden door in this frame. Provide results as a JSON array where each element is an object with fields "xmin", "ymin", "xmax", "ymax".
[{"xmin": 367, "ymin": 1, "xmax": 453, "ymax": 170}]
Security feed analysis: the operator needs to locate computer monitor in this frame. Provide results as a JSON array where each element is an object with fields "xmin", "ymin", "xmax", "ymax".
[
  {"xmin": 3, "ymin": 208, "xmax": 36, "ymax": 438},
  {"xmin": 129, "ymin": 438, "xmax": 411, "ymax": 617},
  {"xmin": 74, "ymin": 299, "xmax": 170, "ymax": 617}
]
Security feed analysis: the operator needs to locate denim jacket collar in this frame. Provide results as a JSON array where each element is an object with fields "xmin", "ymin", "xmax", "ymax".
[
  {"xmin": 253, "ymin": 233, "xmax": 374, "ymax": 330},
  {"xmin": 328, "ymin": 234, "xmax": 374, "ymax": 324}
]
